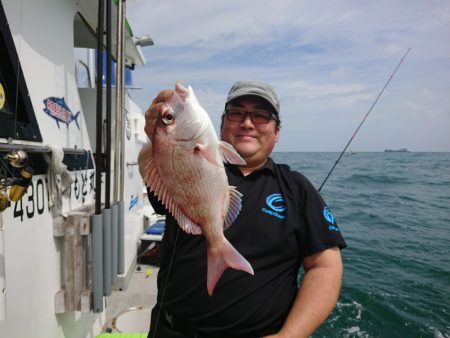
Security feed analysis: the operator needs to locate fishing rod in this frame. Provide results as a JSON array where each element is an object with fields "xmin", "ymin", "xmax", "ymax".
[{"xmin": 318, "ymin": 47, "xmax": 411, "ymax": 192}]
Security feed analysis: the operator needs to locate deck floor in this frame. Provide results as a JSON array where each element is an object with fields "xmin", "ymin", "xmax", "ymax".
[{"xmin": 104, "ymin": 264, "xmax": 159, "ymax": 333}]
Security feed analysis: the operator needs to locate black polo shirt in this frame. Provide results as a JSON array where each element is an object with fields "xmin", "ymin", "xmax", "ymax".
[{"xmin": 149, "ymin": 157, "xmax": 346, "ymax": 337}]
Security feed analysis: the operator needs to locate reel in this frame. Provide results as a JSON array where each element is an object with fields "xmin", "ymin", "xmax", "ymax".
[
  {"xmin": 3, "ymin": 150, "xmax": 28, "ymax": 168},
  {"xmin": 0, "ymin": 150, "xmax": 33, "ymax": 210},
  {"xmin": 0, "ymin": 191, "xmax": 9, "ymax": 212},
  {"xmin": 8, "ymin": 166, "xmax": 33, "ymax": 202}
]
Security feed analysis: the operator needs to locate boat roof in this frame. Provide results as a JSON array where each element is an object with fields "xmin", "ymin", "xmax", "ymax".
[{"xmin": 74, "ymin": 0, "xmax": 146, "ymax": 66}]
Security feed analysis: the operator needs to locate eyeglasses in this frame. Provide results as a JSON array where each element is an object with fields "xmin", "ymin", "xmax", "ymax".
[{"xmin": 225, "ymin": 108, "xmax": 278, "ymax": 124}]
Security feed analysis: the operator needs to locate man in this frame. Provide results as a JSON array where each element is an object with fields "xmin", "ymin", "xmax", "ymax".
[{"xmin": 138, "ymin": 80, "xmax": 346, "ymax": 338}]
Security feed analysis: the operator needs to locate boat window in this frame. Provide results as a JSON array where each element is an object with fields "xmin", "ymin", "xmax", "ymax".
[
  {"xmin": 73, "ymin": 12, "xmax": 98, "ymax": 90},
  {"xmin": 0, "ymin": 2, "xmax": 42, "ymax": 141},
  {"xmin": 75, "ymin": 58, "xmax": 93, "ymax": 88}
]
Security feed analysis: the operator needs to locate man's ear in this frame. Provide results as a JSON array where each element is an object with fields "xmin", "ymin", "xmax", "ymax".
[{"xmin": 275, "ymin": 127, "xmax": 280, "ymax": 142}]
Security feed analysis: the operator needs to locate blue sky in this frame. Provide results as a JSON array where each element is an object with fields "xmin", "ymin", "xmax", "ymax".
[{"xmin": 126, "ymin": 0, "xmax": 450, "ymax": 152}]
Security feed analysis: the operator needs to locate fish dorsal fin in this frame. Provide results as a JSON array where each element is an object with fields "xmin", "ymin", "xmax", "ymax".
[
  {"xmin": 174, "ymin": 81, "xmax": 189, "ymax": 100},
  {"xmin": 144, "ymin": 159, "xmax": 203, "ymax": 235},
  {"xmin": 223, "ymin": 186, "xmax": 243, "ymax": 230},
  {"xmin": 219, "ymin": 141, "xmax": 246, "ymax": 165}
]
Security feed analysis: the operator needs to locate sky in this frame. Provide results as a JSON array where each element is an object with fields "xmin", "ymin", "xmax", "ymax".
[{"xmin": 125, "ymin": 0, "xmax": 450, "ymax": 152}]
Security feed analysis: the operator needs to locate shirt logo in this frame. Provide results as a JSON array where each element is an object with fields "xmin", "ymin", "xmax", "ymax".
[
  {"xmin": 323, "ymin": 207, "xmax": 339, "ymax": 231},
  {"xmin": 261, "ymin": 193, "xmax": 286, "ymax": 219}
]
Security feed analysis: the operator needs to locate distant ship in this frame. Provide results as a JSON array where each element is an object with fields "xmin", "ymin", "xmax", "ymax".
[{"xmin": 384, "ymin": 148, "xmax": 410, "ymax": 152}]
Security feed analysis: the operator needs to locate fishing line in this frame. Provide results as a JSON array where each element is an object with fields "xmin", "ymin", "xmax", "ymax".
[
  {"xmin": 0, "ymin": 157, "xmax": 15, "ymax": 178},
  {"xmin": 318, "ymin": 48, "xmax": 411, "ymax": 192},
  {"xmin": 152, "ymin": 225, "xmax": 180, "ymax": 337}
]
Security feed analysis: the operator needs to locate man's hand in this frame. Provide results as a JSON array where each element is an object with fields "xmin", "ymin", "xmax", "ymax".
[
  {"xmin": 144, "ymin": 89, "xmax": 173, "ymax": 139},
  {"xmin": 138, "ymin": 89, "xmax": 173, "ymax": 180}
]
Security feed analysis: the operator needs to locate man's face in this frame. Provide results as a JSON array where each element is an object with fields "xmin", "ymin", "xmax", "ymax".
[{"xmin": 220, "ymin": 95, "xmax": 280, "ymax": 168}]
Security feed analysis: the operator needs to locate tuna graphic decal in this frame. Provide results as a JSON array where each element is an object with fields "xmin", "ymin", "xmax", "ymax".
[{"xmin": 43, "ymin": 97, "xmax": 80, "ymax": 129}]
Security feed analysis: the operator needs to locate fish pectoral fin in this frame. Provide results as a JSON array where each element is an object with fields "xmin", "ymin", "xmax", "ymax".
[
  {"xmin": 219, "ymin": 141, "xmax": 246, "ymax": 165},
  {"xmin": 194, "ymin": 143, "xmax": 222, "ymax": 167},
  {"xmin": 206, "ymin": 239, "xmax": 254, "ymax": 296},
  {"xmin": 223, "ymin": 186, "xmax": 243, "ymax": 230}
]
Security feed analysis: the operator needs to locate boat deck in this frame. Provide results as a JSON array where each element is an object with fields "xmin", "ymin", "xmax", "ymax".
[{"xmin": 104, "ymin": 264, "xmax": 159, "ymax": 333}]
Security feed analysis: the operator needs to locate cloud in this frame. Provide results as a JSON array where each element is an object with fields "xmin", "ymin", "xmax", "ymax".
[{"xmin": 127, "ymin": 0, "xmax": 450, "ymax": 151}]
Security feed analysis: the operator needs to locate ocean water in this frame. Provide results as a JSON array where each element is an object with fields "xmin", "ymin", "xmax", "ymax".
[{"xmin": 271, "ymin": 152, "xmax": 450, "ymax": 338}]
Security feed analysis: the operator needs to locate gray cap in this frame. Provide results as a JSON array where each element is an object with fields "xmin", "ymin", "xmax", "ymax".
[{"xmin": 225, "ymin": 80, "xmax": 280, "ymax": 116}]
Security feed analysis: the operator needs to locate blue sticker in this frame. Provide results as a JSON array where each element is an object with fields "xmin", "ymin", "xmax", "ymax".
[
  {"xmin": 129, "ymin": 195, "xmax": 139, "ymax": 210},
  {"xmin": 43, "ymin": 97, "xmax": 80, "ymax": 129}
]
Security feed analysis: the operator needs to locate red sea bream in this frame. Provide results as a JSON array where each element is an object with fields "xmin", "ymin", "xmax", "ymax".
[{"xmin": 143, "ymin": 82, "xmax": 254, "ymax": 295}]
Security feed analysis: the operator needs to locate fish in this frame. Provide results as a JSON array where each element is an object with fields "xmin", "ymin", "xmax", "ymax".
[
  {"xmin": 142, "ymin": 82, "xmax": 254, "ymax": 295},
  {"xmin": 43, "ymin": 96, "xmax": 80, "ymax": 129}
]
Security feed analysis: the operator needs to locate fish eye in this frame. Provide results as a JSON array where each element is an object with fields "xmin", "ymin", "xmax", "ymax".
[{"xmin": 162, "ymin": 108, "xmax": 175, "ymax": 125}]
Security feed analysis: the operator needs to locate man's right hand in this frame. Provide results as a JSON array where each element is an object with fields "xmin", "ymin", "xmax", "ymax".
[
  {"xmin": 138, "ymin": 89, "xmax": 173, "ymax": 180},
  {"xmin": 144, "ymin": 89, "xmax": 173, "ymax": 139}
]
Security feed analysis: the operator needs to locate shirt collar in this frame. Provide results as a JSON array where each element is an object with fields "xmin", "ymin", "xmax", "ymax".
[{"xmin": 225, "ymin": 157, "xmax": 276, "ymax": 178}]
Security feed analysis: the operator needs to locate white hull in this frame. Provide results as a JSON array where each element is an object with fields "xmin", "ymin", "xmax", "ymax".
[{"xmin": 0, "ymin": 0, "xmax": 151, "ymax": 337}]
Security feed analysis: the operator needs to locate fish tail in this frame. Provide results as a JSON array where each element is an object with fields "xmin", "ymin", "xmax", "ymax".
[
  {"xmin": 73, "ymin": 111, "xmax": 81, "ymax": 129},
  {"xmin": 207, "ymin": 239, "xmax": 254, "ymax": 296}
]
